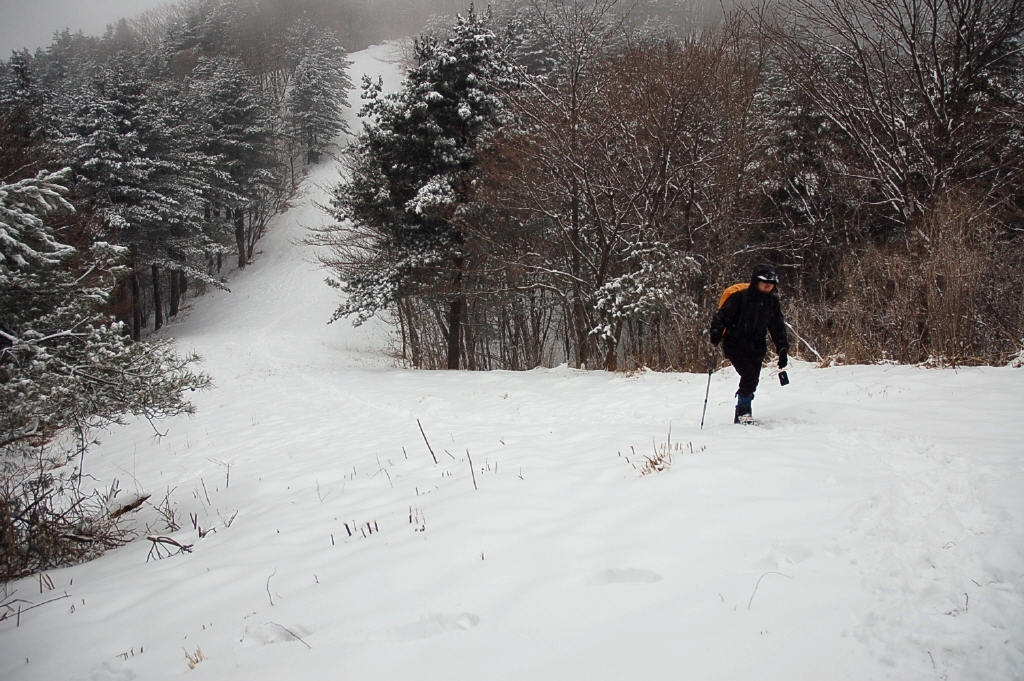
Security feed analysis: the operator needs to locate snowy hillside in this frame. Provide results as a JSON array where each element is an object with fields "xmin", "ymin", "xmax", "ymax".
[{"xmin": 1, "ymin": 43, "xmax": 1022, "ymax": 681}]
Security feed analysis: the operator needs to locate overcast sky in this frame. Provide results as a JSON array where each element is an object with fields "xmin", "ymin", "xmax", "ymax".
[{"xmin": 1, "ymin": 0, "xmax": 167, "ymax": 56}]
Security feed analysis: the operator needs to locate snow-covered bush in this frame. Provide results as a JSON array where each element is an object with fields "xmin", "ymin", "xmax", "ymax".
[{"xmin": 1, "ymin": 170, "xmax": 210, "ymax": 579}]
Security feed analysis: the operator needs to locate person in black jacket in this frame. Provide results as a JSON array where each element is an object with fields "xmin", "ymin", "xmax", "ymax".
[{"xmin": 709, "ymin": 264, "xmax": 789, "ymax": 424}]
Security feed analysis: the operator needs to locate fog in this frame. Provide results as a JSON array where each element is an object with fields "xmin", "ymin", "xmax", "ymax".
[{"xmin": 0, "ymin": 0, "xmax": 167, "ymax": 56}]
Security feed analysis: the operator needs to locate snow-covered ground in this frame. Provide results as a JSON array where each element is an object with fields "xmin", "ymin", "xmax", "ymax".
[{"xmin": 2, "ymin": 43, "xmax": 1023, "ymax": 681}]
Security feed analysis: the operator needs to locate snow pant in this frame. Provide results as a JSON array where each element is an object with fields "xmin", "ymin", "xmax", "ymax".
[{"xmin": 725, "ymin": 351, "xmax": 764, "ymax": 398}]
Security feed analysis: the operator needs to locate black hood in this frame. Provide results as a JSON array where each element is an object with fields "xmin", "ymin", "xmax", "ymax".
[{"xmin": 750, "ymin": 263, "xmax": 779, "ymax": 290}]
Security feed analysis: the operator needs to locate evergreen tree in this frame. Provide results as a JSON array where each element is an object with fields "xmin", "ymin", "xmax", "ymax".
[
  {"xmin": 0, "ymin": 51, "xmax": 49, "ymax": 179},
  {"xmin": 0, "ymin": 51, "xmax": 34, "ymax": 114},
  {"xmin": 284, "ymin": 26, "xmax": 353, "ymax": 164},
  {"xmin": 54, "ymin": 52, "xmax": 219, "ymax": 337},
  {"xmin": 323, "ymin": 8, "xmax": 511, "ymax": 369},
  {"xmin": 188, "ymin": 54, "xmax": 283, "ymax": 269},
  {"xmin": 1, "ymin": 168, "xmax": 209, "ymax": 577}
]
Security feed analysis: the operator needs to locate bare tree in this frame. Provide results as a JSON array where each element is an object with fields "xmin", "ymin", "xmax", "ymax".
[
  {"xmin": 475, "ymin": 11, "xmax": 769, "ymax": 369},
  {"xmin": 763, "ymin": 0, "xmax": 1024, "ymax": 236}
]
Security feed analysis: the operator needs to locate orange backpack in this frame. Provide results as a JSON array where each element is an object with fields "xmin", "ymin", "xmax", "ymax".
[{"xmin": 718, "ymin": 283, "xmax": 748, "ymax": 308}]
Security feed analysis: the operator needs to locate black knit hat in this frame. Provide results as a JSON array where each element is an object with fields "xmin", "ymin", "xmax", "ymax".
[{"xmin": 751, "ymin": 263, "xmax": 779, "ymax": 284}]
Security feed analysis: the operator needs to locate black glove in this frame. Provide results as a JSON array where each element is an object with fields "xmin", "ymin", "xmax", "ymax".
[
  {"xmin": 777, "ymin": 349, "xmax": 788, "ymax": 369},
  {"xmin": 709, "ymin": 332, "xmax": 722, "ymax": 346}
]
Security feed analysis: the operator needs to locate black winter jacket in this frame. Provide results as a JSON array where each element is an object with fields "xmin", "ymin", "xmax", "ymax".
[{"xmin": 709, "ymin": 283, "xmax": 789, "ymax": 360}]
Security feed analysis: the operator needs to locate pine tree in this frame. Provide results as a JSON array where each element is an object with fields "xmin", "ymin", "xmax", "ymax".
[
  {"xmin": 284, "ymin": 24, "xmax": 353, "ymax": 165},
  {"xmin": 0, "ymin": 50, "xmax": 49, "ymax": 179},
  {"xmin": 323, "ymin": 8, "xmax": 511, "ymax": 369},
  {"xmin": 188, "ymin": 54, "xmax": 283, "ymax": 270},
  {"xmin": 1, "ymin": 168, "xmax": 209, "ymax": 578},
  {"xmin": 54, "ymin": 52, "xmax": 219, "ymax": 337}
]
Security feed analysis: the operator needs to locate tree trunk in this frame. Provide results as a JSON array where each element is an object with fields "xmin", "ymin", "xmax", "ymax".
[
  {"xmin": 569, "ymin": 177, "xmax": 589, "ymax": 369},
  {"xmin": 446, "ymin": 295, "xmax": 463, "ymax": 370},
  {"xmin": 604, "ymin": 320, "xmax": 623, "ymax": 372},
  {"xmin": 235, "ymin": 207, "xmax": 246, "ymax": 269},
  {"xmin": 0, "ymin": 497, "xmax": 21, "ymax": 577},
  {"xmin": 152, "ymin": 264, "xmax": 163, "ymax": 331},
  {"xmin": 169, "ymin": 270, "xmax": 179, "ymax": 317},
  {"xmin": 246, "ymin": 214, "xmax": 256, "ymax": 263},
  {"xmin": 130, "ymin": 269, "xmax": 142, "ymax": 341},
  {"xmin": 446, "ymin": 257, "xmax": 466, "ymax": 370},
  {"xmin": 404, "ymin": 300, "xmax": 421, "ymax": 368},
  {"xmin": 463, "ymin": 299, "xmax": 476, "ymax": 371}
]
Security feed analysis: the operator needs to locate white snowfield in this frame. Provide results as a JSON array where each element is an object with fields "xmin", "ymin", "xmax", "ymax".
[{"xmin": 3, "ymin": 43, "xmax": 1023, "ymax": 681}]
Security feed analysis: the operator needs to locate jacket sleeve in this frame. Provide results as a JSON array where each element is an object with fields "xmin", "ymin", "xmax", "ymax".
[
  {"xmin": 768, "ymin": 298, "xmax": 789, "ymax": 354},
  {"xmin": 709, "ymin": 292, "xmax": 740, "ymax": 344}
]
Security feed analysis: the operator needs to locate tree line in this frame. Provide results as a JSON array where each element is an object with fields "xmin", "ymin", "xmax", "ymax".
[
  {"xmin": 0, "ymin": 0, "xmax": 357, "ymax": 579},
  {"xmin": 317, "ymin": 0, "xmax": 1024, "ymax": 371},
  {"xmin": 1, "ymin": 0, "xmax": 357, "ymax": 340}
]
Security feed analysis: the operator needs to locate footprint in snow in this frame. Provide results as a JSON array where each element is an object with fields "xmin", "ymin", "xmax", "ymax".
[
  {"xmin": 587, "ymin": 568, "xmax": 663, "ymax": 585},
  {"xmin": 755, "ymin": 544, "xmax": 813, "ymax": 571},
  {"xmin": 370, "ymin": 613, "xmax": 481, "ymax": 642},
  {"xmin": 74, "ymin": 660, "xmax": 136, "ymax": 681},
  {"xmin": 241, "ymin": 621, "xmax": 312, "ymax": 647}
]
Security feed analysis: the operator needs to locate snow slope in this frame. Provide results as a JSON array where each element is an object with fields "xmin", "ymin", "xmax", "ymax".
[{"xmin": 2, "ymin": 43, "xmax": 1022, "ymax": 681}]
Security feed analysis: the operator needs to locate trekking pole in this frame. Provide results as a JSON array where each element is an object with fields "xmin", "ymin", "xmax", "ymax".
[{"xmin": 699, "ymin": 348, "xmax": 717, "ymax": 430}]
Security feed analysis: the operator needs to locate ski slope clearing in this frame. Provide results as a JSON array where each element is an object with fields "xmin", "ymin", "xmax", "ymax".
[{"xmin": 2, "ymin": 43, "xmax": 1022, "ymax": 681}]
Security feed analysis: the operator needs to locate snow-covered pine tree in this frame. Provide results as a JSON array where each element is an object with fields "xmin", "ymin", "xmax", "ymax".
[
  {"xmin": 0, "ymin": 168, "xmax": 209, "ymax": 579},
  {"xmin": 0, "ymin": 51, "xmax": 48, "ymax": 180},
  {"xmin": 54, "ymin": 52, "xmax": 220, "ymax": 338},
  {"xmin": 501, "ymin": 5, "xmax": 560, "ymax": 76},
  {"xmin": 187, "ymin": 54, "xmax": 284, "ymax": 270},
  {"xmin": 322, "ymin": 7, "xmax": 512, "ymax": 369},
  {"xmin": 0, "ymin": 51, "xmax": 34, "ymax": 113},
  {"xmin": 284, "ymin": 23, "xmax": 353, "ymax": 165}
]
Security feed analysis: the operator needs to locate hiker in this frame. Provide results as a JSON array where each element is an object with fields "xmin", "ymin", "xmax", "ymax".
[{"xmin": 709, "ymin": 264, "xmax": 789, "ymax": 424}]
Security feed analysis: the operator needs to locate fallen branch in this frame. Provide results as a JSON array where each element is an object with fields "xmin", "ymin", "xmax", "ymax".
[
  {"xmin": 146, "ymin": 535, "xmax": 193, "ymax": 562},
  {"xmin": 109, "ymin": 494, "xmax": 151, "ymax": 519}
]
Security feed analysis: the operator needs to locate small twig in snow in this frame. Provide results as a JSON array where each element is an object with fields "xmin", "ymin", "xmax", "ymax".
[
  {"xmin": 417, "ymin": 419, "xmax": 439, "ymax": 464},
  {"xmin": 266, "ymin": 569, "xmax": 277, "ymax": 606},
  {"xmin": 269, "ymin": 622, "xmax": 311, "ymax": 649},
  {"xmin": 217, "ymin": 460, "xmax": 232, "ymax": 488},
  {"xmin": 747, "ymin": 571, "xmax": 792, "ymax": 610},
  {"xmin": 13, "ymin": 592, "xmax": 71, "ymax": 618},
  {"xmin": 146, "ymin": 536, "xmax": 193, "ymax": 562},
  {"xmin": 467, "ymin": 449, "xmax": 478, "ymax": 490},
  {"xmin": 145, "ymin": 417, "xmax": 169, "ymax": 439}
]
